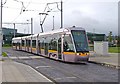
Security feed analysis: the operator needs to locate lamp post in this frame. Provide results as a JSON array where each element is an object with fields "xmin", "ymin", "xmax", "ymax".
[
  {"xmin": 31, "ymin": 18, "xmax": 33, "ymax": 35},
  {"xmin": 0, "ymin": 0, "xmax": 2, "ymax": 56},
  {"xmin": 60, "ymin": 0, "xmax": 63, "ymax": 28},
  {"xmin": 13, "ymin": 23, "xmax": 15, "ymax": 38},
  {"xmin": 52, "ymin": 16, "xmax": 54, "ymax": 31}
]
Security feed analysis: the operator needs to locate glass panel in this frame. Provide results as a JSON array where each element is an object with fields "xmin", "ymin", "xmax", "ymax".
[
  {"xmin": 41, "ymin": 41, "xmax": 44, "ymax": 49},
  {"xmin": 64, "ymin": 35, "xmax": 74, "ymax": 52},
  {"xmin": 71, "ymin": 30, "xmax": 89, "ymax": 52},
  {"xmin": 22, "ymin": 40, "xmax": 24, "ymax": 46},
  {"xmin": 49, "ymin": 38, "xmax": 57, "ymax": 50},
  {"xmin": 32, "ymin": 40, "xmax": 36, "ymax": 48}
]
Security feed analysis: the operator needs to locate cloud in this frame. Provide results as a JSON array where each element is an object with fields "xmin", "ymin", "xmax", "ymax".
[{"xmin": 2, "ymin": 0, "xmax": 118, "ymax": 36}]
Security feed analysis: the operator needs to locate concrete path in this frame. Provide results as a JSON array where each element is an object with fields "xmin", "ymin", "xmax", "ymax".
[
  {"xmin": 1, "ymin": 59, "xmax": 53, "ymax": 82},
  {"xmin": 0, "ymin": 58, "xmax": 2, "ymax": 84}
]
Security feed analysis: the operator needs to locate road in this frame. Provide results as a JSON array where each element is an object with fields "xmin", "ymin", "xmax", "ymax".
[{"xmin": 3, "ymin": 48, "xmax": 119, "ymax": 83}]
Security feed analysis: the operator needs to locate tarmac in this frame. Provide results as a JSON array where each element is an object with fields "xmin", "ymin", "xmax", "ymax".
[
  {"xmin": 0, "ymin": 51, "xmax": 119, "ymax": 83},
  {"xmin": 0, "ymin": 57, "xmax": 53, "ymax": 83}
]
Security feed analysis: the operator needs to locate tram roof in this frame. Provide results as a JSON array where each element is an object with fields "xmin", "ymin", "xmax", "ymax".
[
  {"xmin": 12, "ymin": 27, "xmax": 85, "ymax": 40},
  {"xmin": 12, "ymin": 37, "xmax": 21, "ymax": 40},
  {"xmin": 37, "ymin": 27, "xmax": 85, "ymax": 36}
]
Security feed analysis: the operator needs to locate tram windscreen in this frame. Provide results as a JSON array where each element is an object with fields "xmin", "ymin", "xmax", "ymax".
[{"xmin": 71, "ymin": 30, "xmax": 89, "ymax": 52}]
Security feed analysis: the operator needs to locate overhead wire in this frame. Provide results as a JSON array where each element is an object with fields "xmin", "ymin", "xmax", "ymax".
[
  {"xmin": 13, "ymin": 0, "xmax": 48, "ymax": 5},
  {"xmin": 2, "ymin": 0, "xmax": 7, "ymax": 5},
  {"xmin": 6, "ymin": 0, "xmax": 63, "ymax": 29},
  {"xmin": 11, "ymin": 0, "xmax": 31, "ymax": 22},
  {"xmin": 2, "ymin": 6, "xmax": 20, "ymax": 10}
]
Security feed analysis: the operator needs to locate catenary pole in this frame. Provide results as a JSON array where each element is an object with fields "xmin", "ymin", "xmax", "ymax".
[
  {"xmin": 60, "ymin": 0, "xmax": 63, "ymax": 28},
  {"xmin": 52, "ymin": 16, "xmax": 54, "ymax": 31},
  {"xmin": 0, "ymin": 0, "xmax": 2, "ymax": 56},
  {"xmin": 31, "ymin": 18, "xmax": 33, "ymax": 35},
  {"xmin": 13, "ymin": 23, "xmax": 15, "ymax": 38}
]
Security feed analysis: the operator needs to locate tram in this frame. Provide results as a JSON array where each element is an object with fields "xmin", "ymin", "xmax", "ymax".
[{"xmin": 12, "ymin": 27, "xmax": 90, "ymax": 63}]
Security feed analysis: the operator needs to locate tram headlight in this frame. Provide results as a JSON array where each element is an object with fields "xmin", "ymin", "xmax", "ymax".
[{"xmin": 77, "ymin": 53, "xmax": 79, "ymax": 55}]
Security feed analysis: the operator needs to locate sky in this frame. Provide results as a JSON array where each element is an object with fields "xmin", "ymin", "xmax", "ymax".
[{"xmin": 1, "ymin": 0, "xmax": 119, "ymax": 35}]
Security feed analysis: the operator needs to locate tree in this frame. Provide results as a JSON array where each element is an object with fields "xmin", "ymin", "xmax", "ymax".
[{"xmin": 108, "ymin": 31, "xmax": 113, "ymax": 43}]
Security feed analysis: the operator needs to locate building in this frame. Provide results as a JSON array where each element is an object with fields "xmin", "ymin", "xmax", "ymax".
[
  {"xmin": 87, "ymin": 32, "xmax": 106, "ymax": 44},
  {"xmin": 2, "ymin": 27, "xmax": 30, "ymax": 45}
]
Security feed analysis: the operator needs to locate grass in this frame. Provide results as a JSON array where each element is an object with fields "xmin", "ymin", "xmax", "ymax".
[
  {"xmin": 109, "ymin": 47, "xmax": 120, "ymax": 53},
  {"xmin": 3, "ymin": 44, "xmax": 12, "ymax": 47},
  {"xmin": 89, "ymin": 45, "xmax": 120, "ymax": 53},
  {"xmin": 2, "ymin": 52, "xmax": 8, "ymax": 57}
]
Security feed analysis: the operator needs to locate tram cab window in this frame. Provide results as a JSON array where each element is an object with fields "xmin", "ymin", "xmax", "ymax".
[
  {"xmin": 71, "ymin": 30, "xmax": 89, "ymax": 52},
  {"xmin": 64, "ymin": 35, "xmax": 74, "ymax": 52}
]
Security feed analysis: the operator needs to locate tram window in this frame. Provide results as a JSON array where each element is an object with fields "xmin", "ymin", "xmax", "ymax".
[
  {"xmin": 32, "ymin": 40, "xmax": 36, "ymax": 48},
  {"xmin": 71, "ymin": 30, "xmax": 89, "ymax": 52},
  {"xmin": 26, "ymin": 40, "xmax": 30, "ymax": 46},
  {"xmin": 22, "ymin": 40, "xmax": 24, "ymax": 46},
  {"xmin": 41, "ymin": 41, "xmax": 44, "ymax": 49},
  {"xmin": 49, "ymin": 38, "xmax": 57, "ymax": 50},
  {"xmin": 49, "ymin": 42, "xmax": 52, "ymax": 50},
  {"xmin": 64, "ymin": 35, "xmax": 74, "ymax": 52},
  {"xmin": 29, "ymin": 40, "xmax": 31, "ymax": 46},
  {"xmin": 13, "ymin": 43, "xmax": 15, "ymax": 46}
]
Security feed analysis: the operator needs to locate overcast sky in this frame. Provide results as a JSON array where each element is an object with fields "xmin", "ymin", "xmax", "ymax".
[{"xmin": 2, "ymin": 0, "xmax": 119, "ymax": 35}]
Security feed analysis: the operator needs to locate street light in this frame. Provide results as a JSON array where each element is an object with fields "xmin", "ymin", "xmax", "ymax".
[
  {"xmin": 0, "ymin": 0, "xmax": 3, "ymax": 56},
  {"xmin": 52, "ymin": 16, "xmax": 54, "ymax": 31}
]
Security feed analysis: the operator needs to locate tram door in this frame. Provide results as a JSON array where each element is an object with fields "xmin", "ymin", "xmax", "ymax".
[
  {"xmin": 44, "ymin": 43, "xmax": 48, "ymax": 55},
  {"xmin": 58, "ymin": 38, "xmax": 62, "ymax": 59},
  {"xmin": 18, "ymin": 43, "xmax": 20, "ymax": 50},
  {"xmin": 38, "ymin": 41, "xmax": 41, "ymax": 54},
  {"xmin": 27, "ymin": 40, "xmax": 29, "ymax": 51}
]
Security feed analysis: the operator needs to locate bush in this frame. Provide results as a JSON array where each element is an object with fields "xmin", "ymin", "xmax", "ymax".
[{"xmin": 2, "ymin": 52, "xmax": 8, "ymax": 57}]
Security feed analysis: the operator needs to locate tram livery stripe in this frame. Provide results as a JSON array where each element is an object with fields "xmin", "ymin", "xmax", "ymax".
[{"xmin": 20, "ymin": 47, "xmax": 89, "ymax": 57}]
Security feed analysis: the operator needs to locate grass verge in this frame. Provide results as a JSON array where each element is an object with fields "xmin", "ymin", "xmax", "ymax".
[
  {"xmin": 2, "ymin": 52, "xmax": 8, "ymax": 57},
  {"xmin": 109, "ymin": 47, "xmax": 120, "ymax": 53}
]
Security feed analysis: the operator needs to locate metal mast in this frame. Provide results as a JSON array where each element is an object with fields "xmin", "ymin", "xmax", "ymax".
[{"xmin": 0, "ymin": 0, "xmax": 2, "ymax": 56}]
